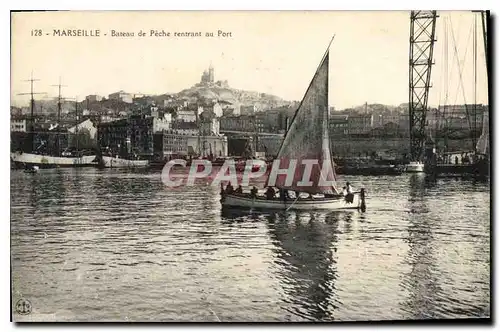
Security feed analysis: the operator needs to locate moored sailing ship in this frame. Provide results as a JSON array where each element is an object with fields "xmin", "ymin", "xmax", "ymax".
[
  {"xmin": 11, "ymin": 76, "xmax": 96, "ymax": 169},
  {"xmin": 99, "ymin": 155, "xmax": 149, "ymax": 168}
]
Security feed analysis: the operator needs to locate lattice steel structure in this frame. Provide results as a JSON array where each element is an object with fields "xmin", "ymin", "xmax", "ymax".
[{"xmin": 408, "ymin": 10, "xmax": 438, "ymax": 161}]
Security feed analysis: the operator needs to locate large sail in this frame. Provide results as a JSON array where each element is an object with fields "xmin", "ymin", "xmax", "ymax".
[
  {"xmin": 267, "ymin": 48, "xmax": 339, "ymax": 195},
  {"xmin": 476, "ymin": 109, "xmax": 489, "ymax": 155}
]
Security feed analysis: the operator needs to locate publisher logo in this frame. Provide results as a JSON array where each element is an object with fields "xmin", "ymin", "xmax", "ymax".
[{"xmin": 15, "ymin": 299, "xmax": 32, "ymax": 315}]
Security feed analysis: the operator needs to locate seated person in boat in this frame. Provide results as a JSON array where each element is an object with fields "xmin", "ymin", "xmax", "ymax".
[
  {"xmin": 295, "ymin": 192, "xmax": 313, "ymax": 199},
  {"xmin": 235, "ymin": 185, "xmax": 243, "ymax": 194},
  {"xmin": 225, "ymin": 182, "xmax": 234, "ymax": 195},
  {"xmin": 278, "ymin": 188, "xmax": 290, "ymax": 201},
  {"xmin": 341, "ymin": 186, "xmax": 347, "ymax": 196},
  {"xmin": 265, "ymin": 187, "xmax": 276, "ymax": 200},
  {"xmin": 345, "ymin": 182, "xmax": 354, "ymax": 203},
  {"xmin": 250, "ymin": 186, "xmax": 258, "ymax": 198}
]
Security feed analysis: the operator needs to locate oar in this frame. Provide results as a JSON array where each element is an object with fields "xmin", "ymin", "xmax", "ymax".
[{"xmin": 285, "ymin": 194, "xmax": 301, "ymax": 212}]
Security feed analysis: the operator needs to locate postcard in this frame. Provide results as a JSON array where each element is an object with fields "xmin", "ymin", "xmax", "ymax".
[{"xmin": 10, "ymin": 10, "xmax": 490, "ymax": 322}]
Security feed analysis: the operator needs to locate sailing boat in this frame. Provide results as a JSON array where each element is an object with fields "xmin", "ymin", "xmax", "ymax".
[
  {"xmin": 99, "ymin": 150, "xmax": 149, "ymax": 168},
  {"xmin": 432, "ymin": 12, "xmax": 489, "ymax": 177},
  {"xmin": 11, "ymin": 77, "xmax": 96, "ymax": 169},
  {"xmin": 221, "ymin": 39, "xmax": 366, "ymax": 211},
  {"xmin": 476, "ymin": 110, "xmax": 489, "ymax": 155}
]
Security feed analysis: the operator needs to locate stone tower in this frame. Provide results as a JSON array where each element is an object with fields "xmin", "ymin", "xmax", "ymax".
[{"xmin": 208, "ymin": 63, "xmax": 214, "ymax": 83}]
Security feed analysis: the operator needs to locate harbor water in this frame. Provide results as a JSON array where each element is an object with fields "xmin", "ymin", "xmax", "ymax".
[{"xmin": 11, "ymin": 168, "xmax": 490, "ymax": 321}]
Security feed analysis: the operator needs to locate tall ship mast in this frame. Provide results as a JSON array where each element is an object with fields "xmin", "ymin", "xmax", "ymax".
[
  {"xmin": 51, "ymin": 78, "xmax": 67, "ymax": 157},
  {"xmin": 11, "ymin": 76, "xmax": 97, "ymax": 169},
  {"xmin": 16, "ymin": 72, "xmax": 45, "ymax": 153}
]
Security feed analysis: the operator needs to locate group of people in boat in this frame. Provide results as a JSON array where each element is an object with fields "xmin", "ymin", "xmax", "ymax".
[
  {"xmin": 437, "ymin": 152, "xmax": 487, "ymax": 165},
  {"xmin": 220, "ymin": 181, "xmax": 356, "ymax": 202}
]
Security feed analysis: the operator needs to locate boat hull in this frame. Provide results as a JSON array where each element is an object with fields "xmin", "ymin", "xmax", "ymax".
[
  {"xmin": 337, "ymin": 165, "xmax": 404, "ymax": 176},
  {"xmin": 11, "ymin": 152, "xmax": 96, "ymax": 168},
  {"xmin": 431, "ymin": 160, "xmax": 489, "ymax": 178},
  {"xmin": 101, "ymin": 156, "xmax": 149, "ymax": 168},
  {"xmin": 221, "ymin": 193, "xmax": 362, "ymax": 211},
  {"xmin": 406, "ymin": 162, "xmax": 425, "ymax": 173}
]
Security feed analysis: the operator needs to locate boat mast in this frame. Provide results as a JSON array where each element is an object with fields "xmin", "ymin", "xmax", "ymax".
[
  {"xmin": 253, "ymin": 114, "xmax": 258, "ymax": 157},
  {"xmin": 196, "ymin": 109, "xmax": 201, "ymax": 157},
  {"xmin": 443, "ymin": 16, "xmax": 449, "ymax": 153},
  {"xmin": 27, "ymin": 73, "xmax": 38, "ymax": 151},
  {"xmin": 480, "ymin": 11, "xmax": 488, "ymax": 82},
  {"xmin": 482, "ymin": 12, "xmax": 489, "ymax": 156},
  {"xmin": 437, "ymin": 15, "xmax": 450, "ymax": 155},
  {"xmin": 51, "ymin": 78, "xmax": 67, "ymax": 156},
  {"xmin": 473, "ymin": 12, "xmax": 478, "ymax": 153},
  {"xmin": 75, "ymin": 98, "xmax": 79, "ymax": 153},
  {"xmin": 17, "ymin": 71, "xmax": 44, "ymax": 153}
]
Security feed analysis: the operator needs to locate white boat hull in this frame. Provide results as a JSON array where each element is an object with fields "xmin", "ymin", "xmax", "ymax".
[
  {"xmin": 101, "ymin": 156, "xmax": 149, "ymax": 168},
  {"xmin": 221, "ymin": 193, "xmax": 362, "ymax": 211},
  {"xmin": 11, "ymin": 152, "xmax": 96, "ymax": 168},
  {"xmin": 406, "ymin": 162, "xmax": 425, "ymax": 173}
]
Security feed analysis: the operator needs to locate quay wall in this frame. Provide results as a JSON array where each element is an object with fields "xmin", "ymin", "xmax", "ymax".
[{"xmin": 251, "ymin": 136, "xmax": 478, "ymax": 158}]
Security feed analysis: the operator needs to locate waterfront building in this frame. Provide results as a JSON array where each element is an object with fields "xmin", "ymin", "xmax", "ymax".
[
  {"xmin": 98, "ymin": 114, "xmax": 172, "ymax": 158},
  {"xmin": 220, "ymin": 114, "xmax": 264, "ymax": 133},
  {"xmin": 100, "ymin": 115, "xmax": 122, "ymax": 124},
  {"xmin": 372, "ymin": 110, "xmax": 400, "ymax": 128},
  {"xmin": 329, "ymin": 115, "xmax": 349, "ymax": 137},
  {"xmin": 155, "ymin": 129, "xmax": 228, "ymax": 158},
  {"xmin": 67, "ymin": 118, "xmax": 98, "ymax": 140},
  {"xmin": 11, "ymin": 116, "xmax": 27, "ymax": 132},
  {"xmin": 172, "ymin": 121, "xmax": 199, "ymax": 136},
  {"xmin": 398, "ymin": 113, "xmax": 410, "ymax": 135},
  {"xmin": 433, "ymin": 104, "xmax": 486, "ymax": 131},
  {"xmin": 258, "ymin": 136, "xmax": 283, "ymax": 157},
  {"xmin": 347, "ymin": 113, "xmax": 374, "ymax": 135},
  {"xmin": 199, "ymin": 110, "xmax": 220, "ymax": 136},
  {"xmin": 240, "ymin": 105, "xmax": 257, "ymax": 116},
  {"xmin": 176, "ymin": 109, "xmax": 198, "ymax": 123},
  {"xmin": 85, "ymin": 94, "xmax": 104, "ymax": 103},
  {"xmin": 200, "ymin": 102, "xmax": 223, "ymax": 118}
]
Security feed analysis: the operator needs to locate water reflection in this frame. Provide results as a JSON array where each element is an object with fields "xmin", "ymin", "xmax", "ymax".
[
  {"xmin": 220, "ymin": 207, "xmax": 365, "ymax": 321},
  {"xmin": 11, "ymin": 169, "xmax": 490, "ymax": 321},
  {"xmin": 400, "ymin": 174, "xmax": 441, "ymax": 319},
  {"xmin": 265, "ymin": 211, "xmax": 344, "ymax": 321}
]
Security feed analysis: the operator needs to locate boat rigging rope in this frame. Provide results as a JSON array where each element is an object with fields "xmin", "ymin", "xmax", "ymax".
[{"xmin": 450, "ymin": 15, "xmax": 475, "ymax": 140}]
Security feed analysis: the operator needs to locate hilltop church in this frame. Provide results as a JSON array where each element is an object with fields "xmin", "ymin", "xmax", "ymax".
[{"xmin": 200, "ymin": 64, "xmax": 215, "ymax": 84}]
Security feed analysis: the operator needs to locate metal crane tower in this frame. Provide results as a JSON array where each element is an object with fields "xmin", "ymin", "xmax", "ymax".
[{"xmin": 408, "ymin": 10, "xmax": 438, "ymax": 162}]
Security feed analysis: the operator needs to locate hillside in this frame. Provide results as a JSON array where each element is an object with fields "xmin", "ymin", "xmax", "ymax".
[{"xmin": 176, "ymin": 83, "xmax": 289, "ymax": 110}]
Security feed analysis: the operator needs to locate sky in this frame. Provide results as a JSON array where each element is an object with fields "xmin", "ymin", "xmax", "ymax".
[{"xmin": 10, "ymin": 11, "xmax": 489, "ymax": 109}]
